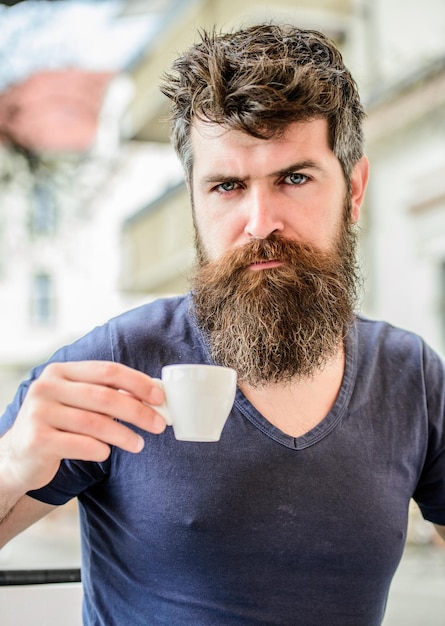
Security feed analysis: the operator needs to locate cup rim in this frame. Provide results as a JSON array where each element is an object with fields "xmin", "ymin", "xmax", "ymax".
[{"xmin": 162, "ymin": 363, "xmax": 236, "ymax": 375}]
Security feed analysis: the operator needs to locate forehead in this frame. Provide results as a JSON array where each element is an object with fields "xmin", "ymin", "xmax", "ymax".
[{"xmin": 190, "ymin": 118, "xmax": 336, "ymax": 176}]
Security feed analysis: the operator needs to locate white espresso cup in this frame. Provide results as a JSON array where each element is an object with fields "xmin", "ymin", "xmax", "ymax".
[{"xmin": 151, "ymin": 364, "xmax": 237, "ymax": 442}]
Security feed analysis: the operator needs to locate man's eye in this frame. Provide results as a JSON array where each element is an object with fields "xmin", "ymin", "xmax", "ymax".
[
  {"xmin": 216, "ymin": 181, "xmax": 239, "ymax": 192},
  {"xmin": 284, "ymin": 173, "xmax": 309, "ymax": 185}
]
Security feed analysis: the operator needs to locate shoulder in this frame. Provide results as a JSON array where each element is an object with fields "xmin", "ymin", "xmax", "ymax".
[
  {"xmin": 353, "ymin": 314, "xmax": 445, "ymax": 393},
  {"xmin": 352, "ymin": 314, "xmax": 445, "ymax": 386},
  {"xmin": 354, "ymin": 314, "xmax": 441, "ymax": 360},
  {"xmin": 92, "ymin": 293, "xmax": 202, "ymax": 373},
  {"xmin": 38, "ymin": 295, "xmax": 192, "ymax": 365},
  {"xmin": 109, "ymin": 294, "xmax": 192, "ymax": 334},
  {"xmin": 108, "ymin": 294, "xmax": 197, "ymax": 350}
]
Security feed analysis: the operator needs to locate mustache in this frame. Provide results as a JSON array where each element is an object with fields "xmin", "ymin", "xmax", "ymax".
[{"xmin": 198, "ymin": 235, "xmax": 343, "ymax": 278}]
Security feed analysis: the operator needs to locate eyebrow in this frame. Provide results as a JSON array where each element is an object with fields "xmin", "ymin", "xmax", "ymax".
[
  {"xmin": 272, "ymin": 160, "xmax": 323, "ymax": 177},
  {"xmin": 201, "ymin": 160, "xmax": 324, "ymax": 185}
]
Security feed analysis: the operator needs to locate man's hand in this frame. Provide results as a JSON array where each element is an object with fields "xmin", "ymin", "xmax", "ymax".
[{"xmin": 0, "ymin": 361, "xmax": 167, "ymax": 496}]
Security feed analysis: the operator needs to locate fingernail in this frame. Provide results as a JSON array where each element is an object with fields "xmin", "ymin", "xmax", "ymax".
[
  {"xmin": 136, "ymin": 435, "xmax": 145, "ymax": 452},
  {"xmin": 152, "ymin": 414, "xmax": 167, "ymax": 433}
]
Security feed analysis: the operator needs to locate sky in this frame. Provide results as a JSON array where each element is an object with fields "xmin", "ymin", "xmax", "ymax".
[{"xmin": 0, "ymin": 0, "xmax": 159, "ymax": 90}]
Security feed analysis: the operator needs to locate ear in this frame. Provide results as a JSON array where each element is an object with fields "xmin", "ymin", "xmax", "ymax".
[{"xmin": 350, "ymin": 156, "xmax": 369, "ymax": 224}]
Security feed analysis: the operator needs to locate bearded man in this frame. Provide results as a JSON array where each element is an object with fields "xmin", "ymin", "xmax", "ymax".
[{"xmin": 1, "ymin": 24, "xmax": 445, "ymax": 626}]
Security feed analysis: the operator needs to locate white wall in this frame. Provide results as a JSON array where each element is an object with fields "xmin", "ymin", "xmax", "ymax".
[
  {"xmin": 0, "ymin": 584, "xmax": 82, "ymax": 626},
  {"xmin": 346, "ymin": 0, "xmax": 445, "ymax": 354},
  {"xmin": 363, "ymin": 95, "xmax": 445, "ymax": 351}
]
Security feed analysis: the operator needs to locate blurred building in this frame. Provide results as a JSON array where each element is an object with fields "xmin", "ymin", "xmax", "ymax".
[
  {"xmin": 363, "ymin": 58, "xmax": 445, "ymax": 350},
  {"xmin": 0, "ymin": 69, "xmax": 117, "ymax": 403},
  {"xmin": 0, "ymin": 5, "xmax": 182, "ymax": 411}
]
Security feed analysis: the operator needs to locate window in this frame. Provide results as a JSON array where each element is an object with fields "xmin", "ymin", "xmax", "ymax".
[
  {"xmin": 30, "ymin": 180, "xmax": 57, "ymax": 236},
  {"xmin": 31, "ymin": 272, "xmax": 55, "ymax": 325}
]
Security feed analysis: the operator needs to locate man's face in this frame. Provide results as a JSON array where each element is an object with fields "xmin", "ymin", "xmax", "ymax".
[
  {"xmin": 188, "ymin": 118, "xmax": 369, "ymax": 385},
  {"xmin": 189, "ymin": 118, "xmax": 367, "ymax": 264}
]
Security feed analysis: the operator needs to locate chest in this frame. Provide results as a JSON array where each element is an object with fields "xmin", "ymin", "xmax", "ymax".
[
  {"xmin": 84, "ymin": 418, "xmax": 418, "ymax": 572},
  {"xmin": 78, "ymin": 411, "xmax": 426, "ymax": 624}
]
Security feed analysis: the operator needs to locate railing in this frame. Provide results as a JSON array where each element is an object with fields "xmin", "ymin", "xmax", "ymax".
[
  {"xmin": 0, "ymin": 568, "xmax": 83, "ymax": 626},
  {"xmin": 0, "ymin": 567, "xmax": 81, "ymax": 586}
]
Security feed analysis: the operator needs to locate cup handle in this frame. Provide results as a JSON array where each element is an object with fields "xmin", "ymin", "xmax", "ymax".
[{"xmin": 148, "ymin": 378, "xmax": 172, "ymax": 425}]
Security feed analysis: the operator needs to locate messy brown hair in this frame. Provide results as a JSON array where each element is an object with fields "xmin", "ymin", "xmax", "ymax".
[{"xmin": 161, "ymin": 23, "xmax": 365, "ymax": 187}]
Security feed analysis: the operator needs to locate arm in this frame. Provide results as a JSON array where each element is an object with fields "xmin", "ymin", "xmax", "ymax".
[
  {"xmin": 0, "ymin": 495, "xmax": 56, "ymax": 549},
  {"xmin": 0, "ymin": 360, "xmax": 167, "ymax": 544},
  {"xmin": 434, "ymin": 524, "xmax": 445, "ymax": 543}
]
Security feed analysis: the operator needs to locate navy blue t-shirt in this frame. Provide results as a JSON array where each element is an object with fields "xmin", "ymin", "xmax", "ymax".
[{"xmin": 2, "ymin": 294, "xmax": 445, "ymax": 625}]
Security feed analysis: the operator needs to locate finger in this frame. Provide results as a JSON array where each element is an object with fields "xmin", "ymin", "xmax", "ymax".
[
  {"xmin": 59, "ymin": 381, "xmax": 166, "ymax": 433},
  {"xmin": 43, "ymin": 361, "xmax": 164, "ymax": 405},
  {"xmin": 49, "ymin": 404, "xmax": 148, "ymax": 453},
  {"xmin": 35, "ymin": 363, "xmax": 166, "ymax": 432},
  {"xmin": 45, "ymin": 430, "xmax": 114, "ymax": 463}
]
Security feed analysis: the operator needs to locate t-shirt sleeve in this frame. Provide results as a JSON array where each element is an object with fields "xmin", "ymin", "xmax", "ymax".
[
  {"xmin": 412, "ymin": 342, "xmax": 445, "ymax": 525},
  {"xmin": 27, "ymin": 457, "xmax": 111, "ymax": 506}
]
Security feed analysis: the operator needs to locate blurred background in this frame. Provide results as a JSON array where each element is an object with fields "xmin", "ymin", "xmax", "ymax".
[{"xmin": 0, "ymin": 1, "xmax": 444, "ymax": 624}]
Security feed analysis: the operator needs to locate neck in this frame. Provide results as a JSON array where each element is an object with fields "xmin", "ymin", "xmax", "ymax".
[{"xmin": 238, "ymin": 346, "xmax": 345, "ymax": 438}]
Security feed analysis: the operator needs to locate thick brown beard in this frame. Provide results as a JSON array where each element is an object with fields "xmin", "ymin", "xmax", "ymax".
[{"xmin": 190, "ymin": 221, "xmax": 361, "ymax": 387}]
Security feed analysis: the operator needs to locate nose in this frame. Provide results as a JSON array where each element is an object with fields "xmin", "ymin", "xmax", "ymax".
[{"xmin": 244, "ymin": 188, "xmax": 284, "ymax": 239}]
